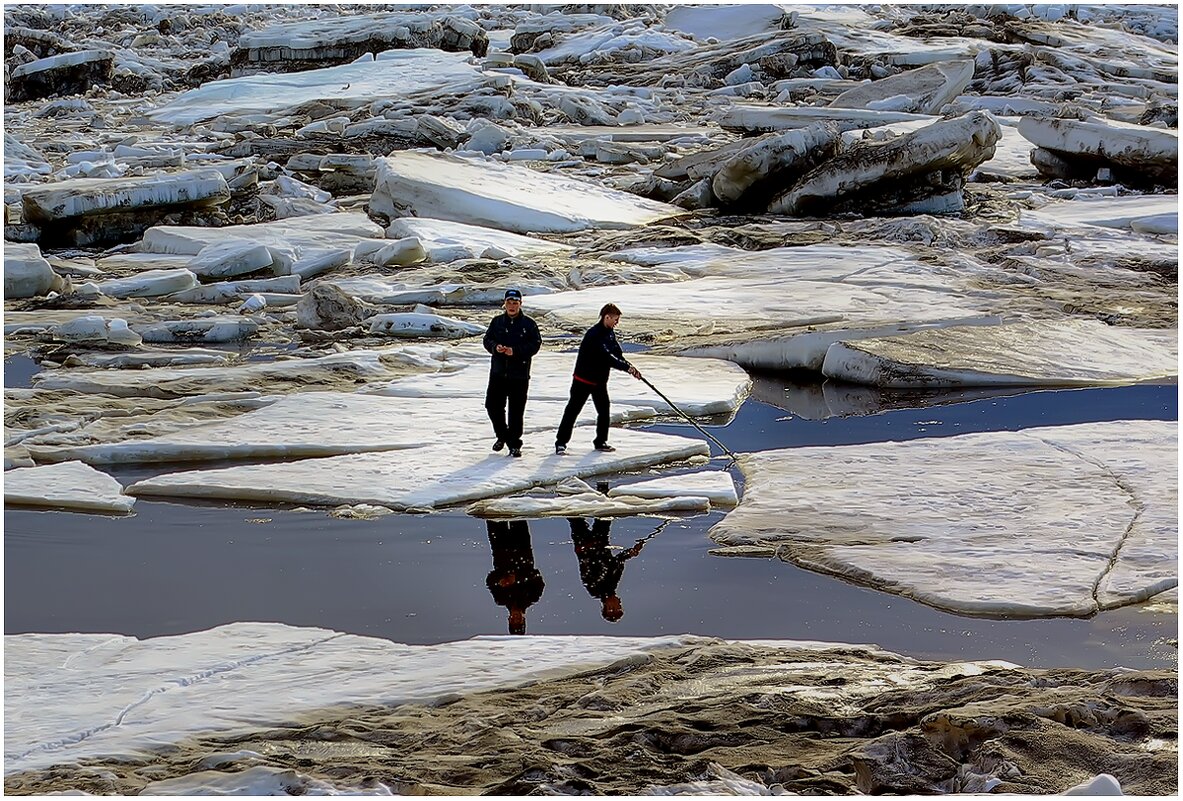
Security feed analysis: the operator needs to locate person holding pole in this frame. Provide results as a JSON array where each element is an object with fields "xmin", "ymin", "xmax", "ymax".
[
  {"xmin": 483, "ymin": 289, "xmax": 542, "ymax": 458},
  {"xmin": 555, "ymin": 303, "xmax": 642, "ymax": 455}
]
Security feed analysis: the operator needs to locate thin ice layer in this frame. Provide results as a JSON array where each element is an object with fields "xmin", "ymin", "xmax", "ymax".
[
  {"xmin": 821, "ymin": 320, "xmax": 1178, "ymax": 387},
  {"xmin": 4, "ymin": 461, "xmax": 134, "ymax": 514},
  {"xmin": 711, "ymin": 420, "xmax": 1178, "ymax": 618},
  {"xmin": 128, "ymin": 428, "xmax": 710, "ymax": 510}
]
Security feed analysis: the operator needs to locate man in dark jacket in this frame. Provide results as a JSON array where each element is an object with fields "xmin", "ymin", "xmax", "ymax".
[
  {"xmin": 555, "ymin": 303, "xmax": 642, "ymax": 455},
  {"xmin": 567, "ymin": 517, "xmax": 646, "ymax": 623},
  {"xmin": 483, "ymin": 289, "xmax": 542, "ymax": 458},
  {"xmin": 485, "ymin": 520, "xmax": 545, "ymax": 635}
]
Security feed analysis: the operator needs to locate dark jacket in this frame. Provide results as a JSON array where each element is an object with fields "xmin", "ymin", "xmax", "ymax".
[
  {"xmin": 486, "ymin": 521, "xmax": 545, "ymax": 610},
  {"xmin": 484, "ymin": 312, "xmax": 542, "ymax": 380},
  {"xmin": 572, "ymin": 321, "xmax": 630, "ymax": 385}
]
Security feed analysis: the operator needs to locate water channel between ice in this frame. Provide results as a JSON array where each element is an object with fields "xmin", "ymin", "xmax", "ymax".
[{"xmin": 5, "ymin": 380, "xmax": 1176, "ymax": 670}]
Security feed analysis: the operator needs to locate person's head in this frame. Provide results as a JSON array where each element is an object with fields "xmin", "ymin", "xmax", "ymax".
[
  {"xmin": 504, "ymin": 288, "xmax": 523, "ymax": 317},
  {"xmin": 599, "ymin": 303, "xmax": 621, "ymax": 329},
  {"xmin": 601, "ymin": 594, "xmax": 623, "ymax": 622},
  {"xmin": 509, "ymin": 606, "xmax": 526, "ymax": 635}
]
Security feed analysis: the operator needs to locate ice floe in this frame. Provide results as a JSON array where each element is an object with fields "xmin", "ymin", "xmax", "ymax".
[
  {"xmin": 1018, "ymin": 116, "xmax": 1178, "ymax": 184},
  {"xmin": 128, "ymin": 428, "xmax": 709, "ymax": 511},
  {"xmin": 712, "ymin": 420, "xmax": 1178, "ymax": 618},
  {"xmin": 370, "ymin": 150, "xmax": 682, "ymax": 234},
  {"xmin": 820, "ymin": 319, "xmax": 1178, "ymax": 387},
  {"xmin": 4, "ymin": 461, "xmax": 134, "ymax": 515}
]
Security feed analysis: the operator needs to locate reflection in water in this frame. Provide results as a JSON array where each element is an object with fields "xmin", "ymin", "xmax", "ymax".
[
  {"xmin": 749, "ymin": 371, "xmax": 1035, "ymax": 420},
  {"xmin": 485, "ymin": 520, "xmax": 544, "ymax": 635},
  {"xmin": 567, "ymin": 517, "xmax": 650, "ymax": 624}
]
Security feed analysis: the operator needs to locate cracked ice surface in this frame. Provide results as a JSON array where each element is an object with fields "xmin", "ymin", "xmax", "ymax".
[
  {"xmin": 711, "ymin": 421, "xmax": 1177, "ymax": 618},
  {"xmin": 127, "ymin": 428, "xmax": 709, "ymax": 511},
  {"xmin": 4, "ymin": 460, "xmax": 134, "ymax": 515},
  {"xmin": 3, "ymin": 623, "xmax": 699, "ymax": 775}
]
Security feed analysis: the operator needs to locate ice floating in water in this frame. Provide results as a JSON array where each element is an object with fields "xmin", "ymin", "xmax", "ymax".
[
  {"xmin": 820, "ymin": 319, "xmax": 1178, "ymax": 387},
  {"xmin": 128, "ymin": 428, "xmax": 709, "ymax": 511},
  {"xmin": 370, "ymin": 150, "xmax": 683, "ymax": 234},
  {"xmin": 4, "ymin": 461, "xmax": 134, "ymax": 515},
  {"xmin": 712, "ymin": 420, "xmax": 1177, "ymax": 618}
]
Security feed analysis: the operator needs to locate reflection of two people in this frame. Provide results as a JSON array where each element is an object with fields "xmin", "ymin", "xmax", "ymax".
[{"xmin": 485, "ymin": 517, "xmax": 648, "ymax": 634}]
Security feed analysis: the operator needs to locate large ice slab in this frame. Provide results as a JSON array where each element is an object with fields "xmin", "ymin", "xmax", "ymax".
[
  {"xmin": 4, "ymin": 623, "xmax": 696, "ymax": 775},
  {"xmin": 1018, "ymin": 116, "xmax": 1177, "ymax": 182},
  {"xmin": 140, "ymin": 213, "xmax": 383, "ymax": 258},
  {"xmin": 1020, "ymin": 194, "xmax": 1180, "ymax": 234},
  {"xmin": 26, "ymin": 392, "xmax": 654, "ymax": 466},
  {"xmin": 663, "ymin": 4, "xmax": 791, "ymax": 42},
  {"xmin": 4, "ymin": 461, "xmax": 134, "ymax": 515},
  {"xmin": 719, "ymin": 105, "xmax": 934, "ymax": 134},
  {"xmin": 128, "ymin": 428, "xmax": 710, "ymax": 511},
  {"xmin": 370, "ymin": 151, "xmax": 683, "ymax": 234},
  {"xmin": 712, "ymin": 421, "xmax": 1178, "ymax": 618},
  {"xmin": 362, "ymin": 348, "xmax": 751, "ymax": 418},
  {"xmin": 21, "ymin": 169, "xmax": 229, "ymax": 224},
  {"xmin": 821, "ymin": 320, "xmax": 1178, "ymax": 388},
  {"xmin": 149, "ymin": 50, "xmax": 496, "ymax": 126}
]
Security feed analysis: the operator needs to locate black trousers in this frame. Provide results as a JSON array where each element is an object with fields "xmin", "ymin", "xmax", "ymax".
[
  {"xmin": 556, "ymin": 379, "xmax": 610, "ymax": 448},
  {"xmin": 486, "ymin": 374, "xmax": 529, "ymax": 448}
]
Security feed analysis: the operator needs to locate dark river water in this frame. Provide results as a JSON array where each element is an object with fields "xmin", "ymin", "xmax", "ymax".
[{"xmin": 4, "ymin": 379, "xmax": 1178, "ymax": 670}]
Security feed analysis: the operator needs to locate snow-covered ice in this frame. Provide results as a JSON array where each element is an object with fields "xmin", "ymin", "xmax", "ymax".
[
  {"xmin": 3, "ymin": 242, "xmax": 58, "ymax": 298},
  {"xmin": 608, "ymin": 471, "xmax": 739, "ymax": 507},
  {"xmin": 467, "ymin": 492, "xmax": 710, "ymax": 519},
  {"xmin": 4, "ymin": 461, "xmax": 134, "ymax": 515}
]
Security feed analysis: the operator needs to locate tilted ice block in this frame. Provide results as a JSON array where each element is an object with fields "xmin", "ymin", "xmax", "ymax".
[
  {"xmin": 22, "ymin": 169, "xmax": 229, "ymax": 224},
  {"xmin": 96, "ymin": 268, "xmax": 199, "ymax": 298},
  {"xmin": 5, "ymin": 461, "xmax": 134, "ymax": 515},
  {"xmin": 1018, "ymin": 116, "xmax": 1178, "ymax": 180},
  {"xmin": 370, "ymin": 151, "xmax": 683, "ymax": 234},
  {"xmin": 829, "ymin": 59, "xmax": 975, "ymax": 115},
  {"xmin": 711, "ymin": 420, "xmax": 1178, "ymax": 618},
  {"xmin": 3, "ymin": 242, "xmax": 58, "ymax": 298},
  {"xmin": 820, "ymin": 320, "xmax": 1178, "ymax": 388}
]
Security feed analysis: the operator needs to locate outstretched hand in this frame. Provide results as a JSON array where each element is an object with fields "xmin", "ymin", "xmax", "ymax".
[{"xmin": 628, "ymin": 365, "xmax": 642, "ymax": 380}]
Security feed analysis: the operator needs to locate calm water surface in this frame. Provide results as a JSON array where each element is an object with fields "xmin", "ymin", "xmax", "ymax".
[{"xmin": 5, "ymin": 382, "xmax": 1178, "ymax": 670}]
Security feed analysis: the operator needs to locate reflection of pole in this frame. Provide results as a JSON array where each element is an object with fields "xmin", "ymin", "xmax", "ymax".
[{"xmin": 639, "ymin": 375, "xmax": 738, "ymax": 462}]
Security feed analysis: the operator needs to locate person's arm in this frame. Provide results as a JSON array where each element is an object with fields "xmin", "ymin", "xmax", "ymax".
[
  {"xmin": 601, "ymin": 331, "xmax": 631, "ymax": 372},
  {"xmin": 519, "ymin": 318, "xmax": 542, "ymax": 360},
  {"xmin": 483, "ymin": 317, "xmax": 501, "ymax": 355}
]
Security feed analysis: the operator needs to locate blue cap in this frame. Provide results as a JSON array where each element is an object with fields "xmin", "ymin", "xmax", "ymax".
[{"xmin": 504, "ymin": 289, "xmax": 522, "ymax": 300}]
